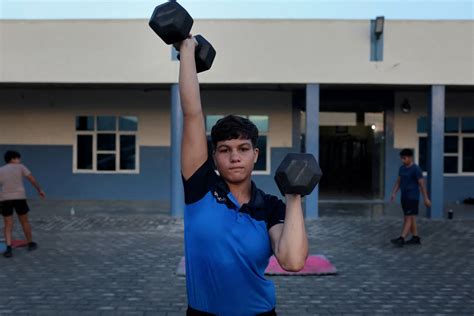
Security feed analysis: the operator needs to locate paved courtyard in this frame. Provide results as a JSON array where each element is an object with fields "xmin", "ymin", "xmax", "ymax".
[{"xmin": 1, "ymin": 208, "xmax": 473, "ymax": 316}]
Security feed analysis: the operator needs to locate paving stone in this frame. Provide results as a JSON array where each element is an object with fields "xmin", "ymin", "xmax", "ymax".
[{"xmin": 1, "ymin": 213, "xmax": 473, "ymax": 315}]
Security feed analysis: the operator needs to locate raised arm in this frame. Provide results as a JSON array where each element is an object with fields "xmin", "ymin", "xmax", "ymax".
[{"xmin": 178, "ymin": 37, "xmax": 209, "ymax": 180}]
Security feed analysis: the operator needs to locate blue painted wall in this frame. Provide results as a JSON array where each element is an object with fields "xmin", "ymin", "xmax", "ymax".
[{"xmin": 0, "ymin": 145, "xmax": 170, "ymax": 201}]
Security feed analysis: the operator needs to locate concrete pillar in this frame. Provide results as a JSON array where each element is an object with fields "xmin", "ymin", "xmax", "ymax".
[
  {"xmin": 305, "ymin": 84, "xmax": 320, "ymax": 219},
  {"xmin": 427, "ymin": 85, "xmax": 445, "ymax": 219}
]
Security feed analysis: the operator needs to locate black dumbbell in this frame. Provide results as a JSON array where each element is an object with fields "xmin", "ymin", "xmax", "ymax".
[
  {"xmin": 149, "ymin": 1, "xmax": 216, "ymax": 73},
  {"xmin": 274, "ymin": 153, "xmax": 323, "ymax": 196}
]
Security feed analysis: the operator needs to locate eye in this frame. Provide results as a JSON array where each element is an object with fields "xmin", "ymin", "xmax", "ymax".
[
  {"xmin": 240, "ymin": 147, "xmax": 250, "ymax": 152},
  {"xmin": 218, "ymin": 148, "xmax": 229, "ymax": 153}
]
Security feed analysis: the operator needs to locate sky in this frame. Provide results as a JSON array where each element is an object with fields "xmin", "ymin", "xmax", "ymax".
[{"xmin": 0, "ymin": 0, "xmax": 473, "ymax": 20}]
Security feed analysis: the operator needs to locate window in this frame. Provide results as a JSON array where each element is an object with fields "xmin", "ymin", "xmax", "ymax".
[
  {"xmin": 417, "ymin": 116, "xmax": 474, "ymax": 175},
  {"xmin": 205, "ymin": 115, "xmax": 270, "ymax": 173},
  {"xmin": 75, "ymin": 116, "xmax": 138, "ymax": 173}
]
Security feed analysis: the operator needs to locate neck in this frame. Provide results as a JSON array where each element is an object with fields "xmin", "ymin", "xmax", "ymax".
[{"xmin": 226, "ymin": 179, "xmax": 252, "ymax": 205}]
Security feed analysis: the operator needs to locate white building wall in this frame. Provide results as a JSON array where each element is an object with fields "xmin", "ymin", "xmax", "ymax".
[
  {"xmin": 1, "ymin": 19, "xmax": 472, "ymax": 85},
  {"xmin": 0, "ymin": 89, "xmax": 293, "ymax": 148}
]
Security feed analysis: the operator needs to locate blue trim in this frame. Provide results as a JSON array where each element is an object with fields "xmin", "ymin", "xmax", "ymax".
[
  {"xmin": 370, "ymin": 20, "xmax": 384, "ymax": 62},
  {"xmin": 427, "ymin": 85, "xmax": 445, "ymax": 219},
  {"xmin": 384, "ymin": 106, "xmax": 400, "ymax": 202},
  {"xmin": 305, "ymin": 84, "xmax": 320, "ymax": 219},
  {"xmin": 0, "ymin": 145, "xmax": 170, "ymax": 201},
  {"xmin": 170, "ymin": 84, "xmax": 185, "ymax": 217}
]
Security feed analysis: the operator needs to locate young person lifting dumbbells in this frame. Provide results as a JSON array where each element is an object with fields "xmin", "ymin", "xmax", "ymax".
[{"xmin": 178, "ymin": 35, "xmax": 309, "ymax": 315}]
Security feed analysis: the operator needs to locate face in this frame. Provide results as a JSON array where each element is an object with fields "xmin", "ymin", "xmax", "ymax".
[
  {"xmin": 400, "ymin": 155, "xmax": 413, "ymax": 166},
  {"xmin": 213, "ymin": 138, "xmax": 259, "ymax": 184}
]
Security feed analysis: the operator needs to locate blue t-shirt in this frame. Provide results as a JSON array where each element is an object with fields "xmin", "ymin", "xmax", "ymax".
[
  {"xmin": 183, "ymin": 160, "xmax": 286, "ymax": 315},
  {"xmin": 398, "ymin": 164, "xmax": 423, "ymax": 201}
]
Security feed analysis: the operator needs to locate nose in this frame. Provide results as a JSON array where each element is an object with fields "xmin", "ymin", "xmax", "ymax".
[{"xmin": 230, "ymin": 149, "xmax": 241, "ymax": 163}]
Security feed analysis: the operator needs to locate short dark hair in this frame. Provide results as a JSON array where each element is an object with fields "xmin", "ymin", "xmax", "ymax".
[
  {"xmin": 400, "ymin": 148, "xmax": 414, "ymax": 157},
  {"xmin": 211, "ymin": 115, "xmax": 259, "ymax": 149},
  {"xmin": 4, "ymin": 150, "xmax": 21, "ymax": 163}
]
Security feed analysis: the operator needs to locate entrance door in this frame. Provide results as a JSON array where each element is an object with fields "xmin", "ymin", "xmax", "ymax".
[{"xmin": 318, "ymin": 111, "xmax": 384, "ymax": 200}]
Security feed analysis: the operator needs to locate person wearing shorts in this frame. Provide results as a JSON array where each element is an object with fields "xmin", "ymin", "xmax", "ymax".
[
  {"xmin": 390, "ymin": 148, "xmax": 431, "ymax": 247},
  {"xmin": 0, "ymin": 151, "xmax": 45, "ymax": 258}
]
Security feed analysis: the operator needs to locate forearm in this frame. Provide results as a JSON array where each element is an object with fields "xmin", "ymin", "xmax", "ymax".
[
  {"xmin": 275, "ymin": 195, "xmax": 308, "ymax": 270},
  {"xmin": 29, "ymin": 178, "xmax": 42, "ymax": 192},
  {"xmin": 179, "ymin": 43, "xmax": 202, "ymax": 117},
  {"xmin": 391, "ymin": 180, "xmax": 400, "ymax": 195},
  {"xmin": 419, "ymin": 180, "xmax": 429, "ymax": 200}
]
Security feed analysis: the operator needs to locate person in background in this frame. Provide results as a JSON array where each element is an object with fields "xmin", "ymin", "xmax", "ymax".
[
  {"xmin": 0, "ymin": 151, "xmax": 45, "ymax": 258},
  {"xmin": 390, "ymin": 148, "xmax": 431, "ymax": 247}
]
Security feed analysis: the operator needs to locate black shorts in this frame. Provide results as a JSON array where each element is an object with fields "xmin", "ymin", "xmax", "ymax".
[
  {"xmin": 187, "ymin": 306, "xmax": 276, "ymax": 316},
  {"xmin": 401, "ymin": 199, "xmax": 419, "ymax": 216},
  {"xmin": 1, "ymin": 200, "xmax": 30, "ymax": 217}
]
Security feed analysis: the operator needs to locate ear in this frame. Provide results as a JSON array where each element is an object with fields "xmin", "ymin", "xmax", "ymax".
[{"xmin": 253, "ymin": 147, "xmax": 260, "ymax": 164}]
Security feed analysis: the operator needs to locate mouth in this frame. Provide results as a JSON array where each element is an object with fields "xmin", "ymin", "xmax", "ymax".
[{"xmin": 229, "ymin": 167, "xmax": 245, "ymax": 171}]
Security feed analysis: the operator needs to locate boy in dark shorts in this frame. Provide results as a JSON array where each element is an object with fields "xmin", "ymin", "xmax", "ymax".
[
  {"xmin": 0, "ymin": 151, "xmax": 45, "ymax": 258},
  {"xmin": 390, "ymin": 148, "xmax": 431, "ymax": 247}
]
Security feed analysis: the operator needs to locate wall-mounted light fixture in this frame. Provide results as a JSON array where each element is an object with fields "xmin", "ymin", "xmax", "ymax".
[
  {"xmin": 374, "ymin": 16, "xmax": 385, "ymax": 39},
  {"xmin": 370, "ymin": 16, "xmax": 385, "ymax": 62},
  {"xmin": 401, "ymin": 98, "xmax": 411, "ymax": 113}
]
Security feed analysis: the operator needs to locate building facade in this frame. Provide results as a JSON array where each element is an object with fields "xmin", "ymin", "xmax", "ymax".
[{"xmin": 0, "ymin": 19, "xmax": 473, "ymax": 218}]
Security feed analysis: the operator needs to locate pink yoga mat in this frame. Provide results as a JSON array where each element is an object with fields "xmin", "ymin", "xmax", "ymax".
[{"xmin": 176, "ymin": 255, "xmax": 336, "ymax": 276}]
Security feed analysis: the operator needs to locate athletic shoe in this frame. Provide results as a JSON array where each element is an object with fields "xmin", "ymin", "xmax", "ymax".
[
  {"xmin": 405, "ymin": 236, "xmax": 421, "ymax": 245},
  {"xmin": 3, "ymin": 246, "xmax": 12, "ymax": 258},
  {"xmin": 390, "ymin": 236, "xmax": 405, "ymax": 247},
  {"xmin": 28, "ymin": 242, "xmax": 38, "ymax": 251}
]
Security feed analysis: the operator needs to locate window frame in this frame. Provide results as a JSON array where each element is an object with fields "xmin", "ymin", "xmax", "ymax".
[
  {"xmin": 73, "ymin": 116, "xmax": 140, "ymax": 174},
  {"xmin": 205, "ymin": 115, "xmax": 271, "ymax": 175},
  {"xmin": 417, "ymin": 116, "xmax": 474, "ymax": 176}
]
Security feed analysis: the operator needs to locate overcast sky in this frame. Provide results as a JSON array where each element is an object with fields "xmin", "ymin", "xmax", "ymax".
[{"xmin": 0, "ymin": 0, "xmax": 473, "ymax": 20}]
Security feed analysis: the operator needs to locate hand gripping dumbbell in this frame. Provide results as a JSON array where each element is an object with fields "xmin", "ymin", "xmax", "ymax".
[
  {"xmin": 149, "ymin": 1, "xmax": 216, "ymax": 73},
  {"xmin": 274, "ymin": 153, "xmax": 323, "ymax": 196}
]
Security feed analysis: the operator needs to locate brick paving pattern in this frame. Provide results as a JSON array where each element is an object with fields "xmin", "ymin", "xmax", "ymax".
[{"xmin": 0, "ymin": 213, "xmax": 473, "ymax": 315}]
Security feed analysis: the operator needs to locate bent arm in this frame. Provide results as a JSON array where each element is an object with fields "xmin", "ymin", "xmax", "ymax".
[
  {"xmin": 269, "ymin": 195, "xmax": 308, "ymax": 272},
  {"xmin": 179, "ymin": 38, "xmax": 208, "ymax": 180}
]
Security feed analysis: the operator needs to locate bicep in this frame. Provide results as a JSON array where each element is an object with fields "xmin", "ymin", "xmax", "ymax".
[
  {"xmin": 269, "ymin": 223, "xmax": 284, "ymax": 255},
  {"xmin": 181, "ymin": 113, "xmax": 209, "ymax": 180}
]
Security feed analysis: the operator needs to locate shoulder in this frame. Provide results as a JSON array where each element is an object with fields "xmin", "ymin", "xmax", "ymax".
[
  {"xmin": 261, "ymin": 192, "xmax": 286, "ymax": 230},
  {"xmin": 183, "ymin": 159, "xmax": 219, "ymax": 205}
]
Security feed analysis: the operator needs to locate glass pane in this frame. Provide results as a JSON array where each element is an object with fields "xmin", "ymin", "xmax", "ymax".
[
  {"xmin": 463, "ymin": 138, "xmax": 474, "ymax": 172},
  {"xmin": 249, "ymin": 115, "xmax": 269, "ymax": 133},
  {"xmin": 444, "ymin": 136, "xmax": 458, "ymax": 154},
  {"xmin": 417, "ymin": 117, "xmax": 427, "ymax": 133},
  {"xmin": 119, "ymin": 116, "xmax": 138, "ymax": 131},
  {"xmin": 462, "ymin": 117, "xmax": 474, "ymax": 133},
  {"xmin": 254, "ymin": 136, "xmax": 267, "ymax": 171},
  {"xmin": 97, "ymin": 116, "xmax": 116, "ymax": 131},
  {"xmin": 76, "ymin": 116, "xmax": 94, "ymax": 131},
  {"xmin": 77, "ymin": 135, "xmax": 93, "ymax": 170},
  {"xmin": 97, "ymin": 134, "xmax": 116, "ymax": 151},
  {"xmin": 97, "ymin": 154, "xmax": 116, "ymax": 171},
  {"xmin": 445, "ymin": 117, "xmax": 459, "ymax": 133},
  {"xmin": 120, "ymin": 135, "xmax": 136, "ymax": 170},
  {"xmin": 418, "ymin": 137, "xmax": 428, "ymax": 172},
  {"xmin": 206, "ymin": 115, "xmax": 224, "ymax": 132},
  {"xmin": 444, "ymin": 156, "xmax": 458, "ymax": 174}
]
